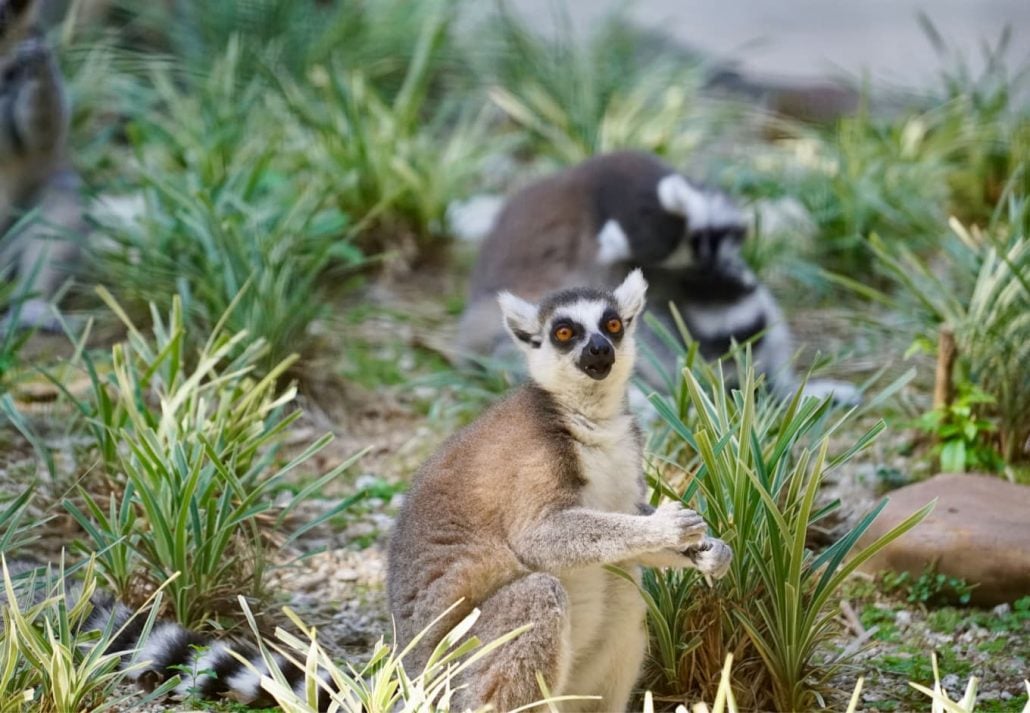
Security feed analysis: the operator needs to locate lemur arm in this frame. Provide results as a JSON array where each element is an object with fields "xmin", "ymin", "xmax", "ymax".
[
  {"xmin": 0, "ymin": 39, "xmax": 66, "ymax": 158},
  {"xmin": 510, "ymin": 504, "xmax": 706, "ymax": 573}
]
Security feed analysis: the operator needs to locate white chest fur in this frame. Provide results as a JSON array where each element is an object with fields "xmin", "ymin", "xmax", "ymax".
[
  {"xmin": 560, "ymin": 411, "xmax": 647, "ymax": 682},
  {"xmin": 567, "ymin": 412, "xmax": 642, "ymax": 513}
]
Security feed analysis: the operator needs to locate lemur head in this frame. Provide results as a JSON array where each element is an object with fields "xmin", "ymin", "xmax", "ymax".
[
  {"xmin": 0, "ymin": 0, "xmax": 38, "ymax": 51},
  {"xmin": 498, "ymin": 270, "xmax": 647, "ymax": 407},
  {"xmin": 655, "ymin": 174, "xmax": 749, "ymax": 275}
]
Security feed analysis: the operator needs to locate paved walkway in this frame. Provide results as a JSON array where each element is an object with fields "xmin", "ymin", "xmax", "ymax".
[{"xmin": 499, "ymin": 0, "xmax": 1029, "ymax": 93}]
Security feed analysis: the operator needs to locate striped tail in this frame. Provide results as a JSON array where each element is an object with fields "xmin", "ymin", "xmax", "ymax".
[{"xmin": 82, "ymin": 592, "xmax": 333, "ymax": 710}]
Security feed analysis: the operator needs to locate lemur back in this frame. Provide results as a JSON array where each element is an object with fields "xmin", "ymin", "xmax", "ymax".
[
  {"xmin": 0, "ymin": 0, "xmax": 84, "ymax": 329},
  {"xmin": 390, "ymin": 272, "xmax": 733, "ymax": 711}
]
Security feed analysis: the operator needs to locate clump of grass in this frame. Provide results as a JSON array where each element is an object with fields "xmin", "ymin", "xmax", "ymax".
[
  {"xmin": 637, "ymin": 346, "xmax": 929, "ymax": 711},
  {"xmin": 232, "ymin": 598, "xmax": 582, "ymax": 713},
  {"xmin": 114, "ymin": 0, "xmax": 465, "ymax": 92},
  {"xmin": 278, "ymin": 0, "xmax": 487, "ymax": 261},
  {"xmin": 0, "ymin": 215, "xmax": 45, "ymax": 391},
  {"xmin": 89, "ymin": 40, "xmax": 358, "ymax": 369},
  {"xmin": 485, "ymin": 4, "xmax": 723, "ymax": 166},
  {"xmin": 919, "ymin": 17, "xmax": 1030, "ymax": 223},
  {"xmin": 0, "ymin": 487, "xmax": 43, "ymax": 557},
  {"xmin": 56, "ymin": 291, "xmax": 363, "ymax": 629}
]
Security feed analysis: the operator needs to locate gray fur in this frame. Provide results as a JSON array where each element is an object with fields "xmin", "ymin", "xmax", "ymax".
[
  {"xmin": 457, "ymin": 150, "xmax": 859, "ymax": 405},
  {"xmin": 0, "ymin": 0, "xmax": 84, "ymax": 331},
  {"xmin": 388, "ymin": 272, "xmax": 732, "ymax": 711}
]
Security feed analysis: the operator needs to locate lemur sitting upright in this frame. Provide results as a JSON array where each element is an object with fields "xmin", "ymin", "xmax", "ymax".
[
  {"xmin": 388, "ymin": 270, "xmax": 732, "ymax": 712},
  {"xmin": 0, "ymin": 0, "xmax": 84, "ymax": 331},
  {"xmin": 457, "ymin": 150, "xmax": 859, "ymax": 404}
]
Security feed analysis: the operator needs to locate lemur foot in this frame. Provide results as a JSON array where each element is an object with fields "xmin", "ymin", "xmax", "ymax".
[{"xmin": 683, "ymin": 537, "xmax": 732, "ymax": 579}]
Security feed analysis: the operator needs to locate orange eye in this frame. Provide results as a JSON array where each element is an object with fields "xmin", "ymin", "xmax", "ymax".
[
  {"xmin": 606, "ymin": 317, "xmax": 623, "ymax": 334},
  {"xmin": 554, "ymin": 326, "xmax": 574, "ymax": 342}
]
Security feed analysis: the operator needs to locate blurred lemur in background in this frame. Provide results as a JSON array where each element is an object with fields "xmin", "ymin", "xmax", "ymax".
[
  {"xmin": 0, "ymin": 0, "xmax": 84, "ymax": 331},
  {"xmin": 457, "ymin": 150, "xmax": 859, "ymax": 404}
]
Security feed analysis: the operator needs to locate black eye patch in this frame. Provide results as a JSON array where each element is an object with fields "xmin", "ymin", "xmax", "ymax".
[
  {"xmin": 599, "ymin": 309, "xmax": 625, "ymax": 344},
  {"xmin": 549, "ymin": 318, "xmax": 582, "ymax": 352}
]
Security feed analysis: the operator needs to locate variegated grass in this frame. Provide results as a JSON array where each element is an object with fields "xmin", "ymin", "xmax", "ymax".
[{"xmin": 637, "ymin": 340, "xmax": 929, "ymax": 710}]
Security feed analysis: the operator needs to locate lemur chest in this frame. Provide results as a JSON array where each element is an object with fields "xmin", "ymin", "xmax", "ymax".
[{"xmin": 570, "ymin": 415, "xmax": 642, "ymax": 513}]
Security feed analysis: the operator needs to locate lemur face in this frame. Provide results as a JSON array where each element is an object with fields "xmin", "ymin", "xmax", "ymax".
[
  {"xmin": 499, "ymin": 270, "xmax": 648, "ymax": 390},
  {"xmin": 656, "ymin": 174, "xmax": 748, "ymax": 275}
]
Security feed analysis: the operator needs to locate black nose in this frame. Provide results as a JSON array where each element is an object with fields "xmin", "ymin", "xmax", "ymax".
[{"xmin": 578, "ymin": 334, "xmax": 615, "ymax": 380}]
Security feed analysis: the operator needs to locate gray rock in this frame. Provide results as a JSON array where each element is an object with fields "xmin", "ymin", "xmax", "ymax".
[{"xmin": 857, "ymin": 473, "xmax": 1030, "ymax": 605}]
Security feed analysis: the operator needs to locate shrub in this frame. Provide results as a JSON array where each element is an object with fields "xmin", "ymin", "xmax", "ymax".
[
  {"xmin": 866, "ymin": 185, "xmax": 1030, "ymax": 464},
  {"xmin": 55, "ymin": 292, "xmax": 363, "ymax": 629},
  {"xmin": 913, "ymin": 381, "xmax": 1005, "ymax": 473},
  {"xmin": 89, "ymin": 40, "xmax": 359, "ymax": 370},
  {"xmin": 636, "ymin": 345, "xmax": 929, "ymax": 711},
  {"xmin": 485, "ymin": 5, "xmax": 724, "ymax": 166}
]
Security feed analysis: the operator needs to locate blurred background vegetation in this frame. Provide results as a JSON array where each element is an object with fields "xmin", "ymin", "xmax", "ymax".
[{"xmin": 1, "ymin": 0, "xmax": 1028, "ymax": 710}]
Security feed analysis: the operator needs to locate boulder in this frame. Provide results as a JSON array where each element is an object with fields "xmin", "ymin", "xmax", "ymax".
[{"xmin": 856, "ymin": 473, "xmax": 1030, "ymax": 606}]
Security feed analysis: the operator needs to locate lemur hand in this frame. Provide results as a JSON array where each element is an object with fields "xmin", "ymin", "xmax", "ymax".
[
  {"xmin": 651, "ymin": 501, "xmax": 707, "ymax": 549},
  {"xmin": 683, "ymin": 537, "xmax": 732, "ymax": 579}
]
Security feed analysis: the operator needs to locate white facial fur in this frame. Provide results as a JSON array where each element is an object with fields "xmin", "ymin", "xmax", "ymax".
[{"xmin": 498, "ymin": 270, "xmax": 648, "ymax": 418}]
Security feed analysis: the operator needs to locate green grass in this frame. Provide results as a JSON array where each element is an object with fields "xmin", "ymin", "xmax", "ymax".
[
  {"xmin": 484, "ymin": 3, "xmax": 728, "ymax": 166},
  {"xmin": 6, "ymin": 3, "xmax": 1030, "ymax": 712},
  {"xmin": 637, "ymin": 342, "xmax": 927, "ymax": 711},
  {"xmin": 53, "ymin": 293, "xmax": 364, "ymax": 629}
]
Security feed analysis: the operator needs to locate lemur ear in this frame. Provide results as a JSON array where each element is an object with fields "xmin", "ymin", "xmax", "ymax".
[
  {"xmin": 497, "ymin": 291, "xmax": 542, "ymax": 348},
  {"xmin": 614, "ymin": 269, "xmax": 648, "ymax": 322},
  {"xmin": 657, "ymin": 174, "xmax": 709, "ymax": 226}
]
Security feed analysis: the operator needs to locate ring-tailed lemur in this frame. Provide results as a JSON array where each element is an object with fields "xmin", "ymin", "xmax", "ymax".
[
  {"xmin": 456, "ymin": 150, "xmax": 859, "ymax": 404},
  {"xmin": 1, "ymin": 559, "xmax": 333, "ymax": 710},
  {"xmin": 0, "ymin": 0, "xmax": 84, "ymax": 332},
  {"xmin": 388, "ymin": 270, "xmax": 732, "ymax": 712}
]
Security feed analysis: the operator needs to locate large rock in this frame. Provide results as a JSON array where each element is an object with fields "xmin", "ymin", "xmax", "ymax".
[{"xmin": 857, "ymin": 473, "xmax": 1030, "ymax": 606}]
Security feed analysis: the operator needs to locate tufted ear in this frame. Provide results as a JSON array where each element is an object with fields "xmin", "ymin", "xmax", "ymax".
[
  {"xmin": 657, "ymin": 173, "xmax": 711, "ymax": 227},
  {"xmin": 497, "ymin": 291, "xmax": 542, "ymax": 348},
  {"xmin": 613, "ymin": 269, "xmax": 648, "ymax": 323}
]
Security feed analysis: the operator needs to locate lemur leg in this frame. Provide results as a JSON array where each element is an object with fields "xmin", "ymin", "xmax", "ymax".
[
  {"xmin": 563, "ymin": 572, "xmax": 648, "ymax": 713},
  {"xmin": 454, "ymin": 573, "xmax": 571, "ymax": 712}
]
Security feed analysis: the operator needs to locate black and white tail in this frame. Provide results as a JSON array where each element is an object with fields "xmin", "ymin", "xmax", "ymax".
[{"xmin": 4, "ymin": 561, "xmax": 332, "ymax": 710}]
